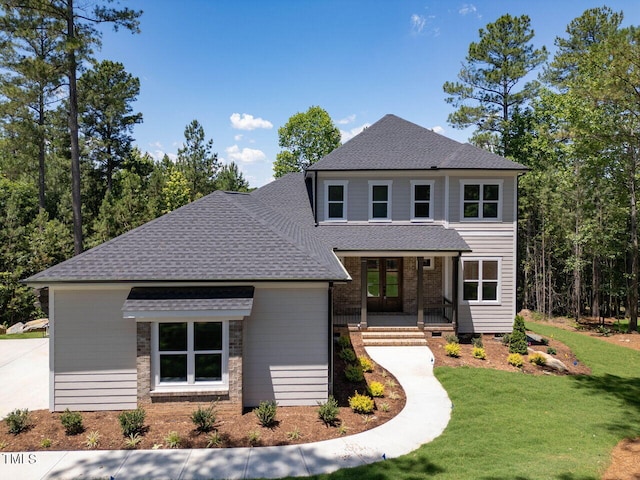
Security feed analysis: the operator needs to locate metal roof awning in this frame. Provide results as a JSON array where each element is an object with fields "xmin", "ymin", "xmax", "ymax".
[{"xmin": 122, "ymin": 286, "xmax": 255, "ymax": 320}]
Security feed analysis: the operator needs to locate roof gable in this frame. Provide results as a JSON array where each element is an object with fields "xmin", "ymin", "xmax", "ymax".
[{"xmin": 308, "ymin": 114, "xmax": 527, "ymax": 171}]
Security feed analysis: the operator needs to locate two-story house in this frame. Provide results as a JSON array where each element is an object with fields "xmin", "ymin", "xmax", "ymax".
[{"xmin": 26, "ymin": 114, "xmax": 526, "ymax": 413}]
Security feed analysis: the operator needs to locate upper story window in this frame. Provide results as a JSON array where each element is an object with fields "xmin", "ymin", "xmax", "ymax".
[
  {"xmin": 368, "ymin": 180, "xmax": 392, "ymax": 221},
  {"xmin": 411, "ymin": 180, "xmax": 434, "ymax": 221},
  {"xmin": 461, "ymin": 180, "xmax": 503, "ymax": 221},
  {"xmin": 324, "ymin": 181, "xmax": 348, "ymax": 221},
  {"xmin": 462, "ymin": 258, "xmax": 500, "ymax": 304}
]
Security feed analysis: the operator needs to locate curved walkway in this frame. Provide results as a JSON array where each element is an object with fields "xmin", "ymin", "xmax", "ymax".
[{"xmin": 3, "ymin": 346, "xmax": 451, "ymax": 480}]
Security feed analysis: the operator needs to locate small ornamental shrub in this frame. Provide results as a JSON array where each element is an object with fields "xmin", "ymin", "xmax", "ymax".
[
  {"xmin": 286, "ymin": 427, "xmax": 302, "ymax": 440},
  {"xmin": 337, "ymin": 335, "xmax": 351, "ymax": 348},
  {"xmin": 368, "ymin": 381, "xmax": 385, "ymax": 397},
  {"xmin": 5, "ymin": 409, "xmax": 30, "ymax": 435},
  {"xmin": 164, "ymin": 430, "xmax": 181, "ymax": 448},
  {"xmin": 41, "ymin": 438, "xmax": 52, "ymax": 448},
  {"xmin": 344, "ymin": 364, "xmax": 365, "ymax": 383},
  {"xmin": 254, "ymin": 400, "xmax": 278, "ymax": 428},
  {"xmin": 508, "ymin": 353, "xmax": 524, "ymax": 368},
  {"xmin": 348, "ymin": 391, "xmax": 375, "ymax": 414},
  {"xmin": 247, "ymin": 430, "xmax": 261, "ymax": 445},
  {"xmin": 317, "ymin": 395, "xmax": 339, "ymax": 425},
  {"xmin": 529, "ymin": 352, "xmax": 547, "ymax": 366},
  {"xmin": 191, "ymin": 403, "xmax": 218, "ymax": 433},
  {"xmin": 339, "ymin": 347, "xmax": 357, "ymax": 363},
  {"xmin": 338, "ymin": 422, "xmax": 349, "ymax": 436},
  {"xmin": 472, "ymin": 346, "xmax": 486, "ymax": 360},
  {"xmin": 118, "ymin": 408, "xmax": 146, "ymax": 437},
  {"xmin": 547, "ymin": 346, "xmax": 557, "ymax": 355},
  {"xmin": 85, "ymin": 431, "xmax": 101, "ymax": 449},
  {"xmin": 124, "ymin": 433, "xmax": 142, "ymax": 449},
  {"xmin": 206, "ymin": 431, "xmax": 223, "ymax": 448},
  {"xmin": 359, "ymin": 356, "xmax": 374, "ymax": 372},
  {"xmin": 445, "ymin": 334, "xmax": 459, "ymax": 344},
  {"xmin": 388, "ymin": 390, "xmax": 400, "ymax": 400},
  {"xmin": 501, "ymin": 333, "xmax": 511, "ymax": 346},
  {"xmin": 60, "ymin": 409, "xmax": 84, "ymax": 435},
  {"xmin": 509, "ymin": 315, "xmax": 528, "ymax": 354},
  {"xmin": 445, "ymin": 342, "xmax": 461, "ymax": 358},
  {"xmin": 380, "ymin": 402, "xmax": 390, "ymax": 412},
  {"xmin": 472, "ymin": 335, "xmax": 484, "ymax": 348}
]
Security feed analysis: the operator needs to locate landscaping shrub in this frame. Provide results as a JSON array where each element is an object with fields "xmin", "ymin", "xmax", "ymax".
[
  {"xmin": 509, "ymin": 315, "xmax": 528, "ymax": 354},
  {"xmin": 359, "ymin": 356, "xmax": 374, "ymax": 372},
  {"xmin": 164, "ymin": 430, "xmax": 181, "ymax": 448},
  {"xmin": 344, "ymin": 364, "xmax": 365, "ymax": 382},
  {"xmin": 472, "ymin": 335, "xmax": 484, "ymax": 348},
  {"xmin": 60, "ymin": 409, "xmax": 84, "ymax": 435},
  {"xmin": 368, "ymin": 381, "xmax": 385, "ymax": 397},
  {"xmin": 348, "ymin": 391, "xmax": 374, "ymax": 414},
  {"xmin": 507, "ymin": 353, "xmax": 524, "ymax": 367},
  {"xmin": 317, "ymin": 395, "xmax": 339, "ymax": 425},
  {"xmin": 254, "ymin": 400, "xmax": 278, "ymax": 427},
  {"xmin": 5, "ymin": 409, "xmax": 30, "ymax": 435},
  {"xmin": 501, "ymin": 333, "xmax": 511, "ymax": 346},
  {"xmin": 445, "ymin": 342, "xmax": 461, "ymax": 357},
  {"xmin": 547, "ymin": 346, "xmax": 557, "ymax": 355},
  {"xmin": 85, "ymin": 431, "xmax": 100, "ymax": 449},
  {"xmin": 472, "ymin": 346, "xmax": 486, "ymax": 359},
  {"xmin": 339, "ymin": 347, "xmax": 356, "ymax": 363},
  {"xmin": 529, "ymin": 352, "xmax": 547, "ymax": 366},
  {"xmin": 118, "ymin": 408, "xmax": 146, "ymax": 437},
  {"xmin": 190, "ymin": 403, "xmax": 218, "ymax": 433},
  {"xmin": 123, "ymin": 433, "xmax": 142, "ymax": 449},
  {"xmin": 445, "ymin": 334, "xmax": 459, "ymax": 344},
  {"xmin": 337, "ymin": 335, "xmax": 351, "ymax": 348}
]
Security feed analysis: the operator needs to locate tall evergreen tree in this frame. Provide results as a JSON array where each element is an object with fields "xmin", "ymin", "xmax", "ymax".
[
  {"xmin": 176, "ymin": 119, "xmax": 219, "ymax": 200},
  {"xmin": 216, "ymin": 162, "xmax": 250, "ymax": 192}
]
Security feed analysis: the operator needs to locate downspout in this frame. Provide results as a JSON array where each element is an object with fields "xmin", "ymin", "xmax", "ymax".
[
  {"xmin": 314, "ymin": 171, "xmax": 319, "ymax": 226},
  {"xmin": 453, "ymin": 254, "xmax": 460, "ymax": 333},
  {"xmin": 328, "ymin": 282, "xmax": 334, "ymax": 396}
]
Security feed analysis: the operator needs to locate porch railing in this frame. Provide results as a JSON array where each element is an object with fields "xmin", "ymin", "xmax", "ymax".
[{"xmin": 424, "ymin": 297, "xmax": 454, "ymax": 324}]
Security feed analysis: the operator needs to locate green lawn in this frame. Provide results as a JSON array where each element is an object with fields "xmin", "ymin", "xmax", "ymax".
[
  {"xmin": 0, "ymin": 331, "xmax": 47, "ymax": 340},
  {"xmin": 305, "ymin": 323, "xmax": 640, "ymax": 480}
]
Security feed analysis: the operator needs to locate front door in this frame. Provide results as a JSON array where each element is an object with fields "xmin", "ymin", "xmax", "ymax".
[{"xmin": 366, "ymin": 258, "xmax": 403, "ymax": 312}]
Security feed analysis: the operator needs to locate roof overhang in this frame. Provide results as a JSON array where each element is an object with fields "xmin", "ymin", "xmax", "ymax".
[
  {"xmin": 334, "ymin": 250, "xmax": 465, "ymax": 257},
  {"xmin": 122, "ymin": 286, "xmax": 255, "ymax": 320}
]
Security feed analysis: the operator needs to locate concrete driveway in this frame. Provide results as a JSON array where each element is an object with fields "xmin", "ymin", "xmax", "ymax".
[{"xmin": 0, "ymin": 338, "xmax": 49, "ymax": 418}]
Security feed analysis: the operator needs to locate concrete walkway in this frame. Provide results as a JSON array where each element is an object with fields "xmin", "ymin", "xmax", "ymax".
[
  {"xmin": 1, "ymin": 346, "xmax": 451, "ymax": 480},
  {"xmin": 0, "ymin": 338, "xmax": 49, "ymax": 419}
]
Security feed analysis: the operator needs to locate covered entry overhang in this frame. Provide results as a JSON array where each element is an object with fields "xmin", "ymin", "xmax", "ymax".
[{"xmin": 317, "ymin": 223, "xmax": 471, "ymax": 331}]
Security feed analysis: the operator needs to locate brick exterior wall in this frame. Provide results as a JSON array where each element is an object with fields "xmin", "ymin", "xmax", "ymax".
[
  {"xmin": 423, "ymin": 257, "xmax": 444, "ymax": 305},
  {"xmin": 403, "ymin": 258, "xmax": 417, "ymax": 314},
  {"xmin": 136, "ymin": 320, "xmax": 243, "ymax": 413},
  {"xmin": 334, "ymin": 257, "xmax": 361, "ymax": 315}
]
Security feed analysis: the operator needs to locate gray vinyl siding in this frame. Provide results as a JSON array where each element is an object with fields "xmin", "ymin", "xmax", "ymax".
[
  {"xmin": 457, "ymin": 234, "xmax": 516, "ymax": 334},
  {"xmin": 52, "ymin": 288, "xmax": 137, "ymax": 411},
  {"xmin": 243, "ymin": 286, "xmax": 328, "ymax": 407},
  {"xmin": 448, "ymin": 175, "xmax": 517, "ymax": 224},
  {"xmin": 317, "ymin": 173, "xmax": 445, "ymax": 222}
]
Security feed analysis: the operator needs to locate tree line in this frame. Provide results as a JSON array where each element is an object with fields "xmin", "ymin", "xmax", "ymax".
[
  {"xmin": 0, "ymin": 1, "xmax": 248, "ymax": 326},
  {"xmin": 444, "ymin": 7, "xmax": 640, "ymax": 330}
]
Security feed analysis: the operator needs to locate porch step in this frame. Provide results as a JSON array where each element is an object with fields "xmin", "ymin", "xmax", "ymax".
[{"xmin": 361, "ymin": 329, "xmax": 428, "ymax": 347}]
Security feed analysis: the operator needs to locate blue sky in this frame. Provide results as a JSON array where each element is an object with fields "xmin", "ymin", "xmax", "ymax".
[{"xmin": 95, "ymin": 1, "xmax": 640, "ymax": 188}]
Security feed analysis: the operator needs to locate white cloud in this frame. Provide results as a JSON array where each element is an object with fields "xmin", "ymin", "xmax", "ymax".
[
  {"xmin": 432, "ymin": 125, "xmax": 445, "ymax": 134},
  {"xmin": 340, "ymin": 123, "xmax": 371, "ymax": 143},
  {"xmin": 149, "ymin": 141, "xmax": 163, "ymax": 149},
  {"xmin": 148, "ymin": 150, "xmax": 177, "ymax": 161},
  {"xmin": 234, "ymin": 134, "xmax": 243, "ymax": 141},
  {"xmin": 230, "ymin": 113, "xmax": 273, "ymax": 131},
  {"xmin": 337, "ymin": 114, "xmax": 356, "ymax": 125},
  {"xmin": 410, "ymin": 14, "xmax": 426, "ymax": 34},
  {"xmin": 459, "ymin": 4, "xmax": 480, "ymax": 17},
  {"xmin": 225, "ymin": 145, "xmax": 266, "ymax": 163}
]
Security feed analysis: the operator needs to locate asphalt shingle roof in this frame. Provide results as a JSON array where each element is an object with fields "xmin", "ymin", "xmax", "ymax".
[
  {"xmin": 122, "ymin": 286, "xmax": 255, "ymax": 312},
  {"xmin": 308, "ymin": 114, "xmax": 528, "ymax": 171}
]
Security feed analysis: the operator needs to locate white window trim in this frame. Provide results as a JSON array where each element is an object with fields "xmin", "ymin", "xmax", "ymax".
[
  {"xmin": 419, "ymin": 256, "xmax": 435, "ymax": 270},
  {"xmin": 324, "ymin": 180, "xmax": 348, "ymax": 222},
  {"xmin": 368, "ymin": 180, "xmax": 392, "ymax": 222},
  {"xmin": 460, "ymin": 257, "xmax": 502, "ymax": 305},
  {"xmin": 151, "ymin": 319, "xmax": 229, "ymax": 393},
  {"xmin": 460, "ymin": 180, "xmax": 503, "ymax": 222},
  {"xmin": 410, "ymin": 180, "xmax": 435, "ymax": 222}
]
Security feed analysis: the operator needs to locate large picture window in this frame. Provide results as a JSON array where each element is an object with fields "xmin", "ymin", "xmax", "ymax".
[
  {"xmin": 154, "ymin": 321, "xmax": 227, "ymax": 388},
  {"xmin": 324, "ymin": 181, "xmax": 348, "ymax": 221},
  {"xmin": 369, "ymin": 181, "xmax": 392, "ymax": 221},
  {"xmin": 411, "ymin": 180, "xmax": 434, "ymax": 221},
  {"xmin": 462, "ymin": 259, "xmax": 500, "ymax": 304},
  {"xmin": 461, "ymin": 181, "xmax": 502, "ymax": 220}
]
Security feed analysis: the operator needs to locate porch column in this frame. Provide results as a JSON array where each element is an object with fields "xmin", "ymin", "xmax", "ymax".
[
  {"xmin": 360, "ymin": 257, "xmax": 368, "ymax": 328},
  {"xmin": 417, "ymin": 257, "xmax": 424, "ymax": 329},
  {"xmin": 452, "ymin": 255, "xmax": 459, "ymax": 330}
]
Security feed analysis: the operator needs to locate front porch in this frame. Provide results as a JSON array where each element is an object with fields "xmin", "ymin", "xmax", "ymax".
[{"xmin": 333, "ymin": 255, "xmax": 459, "ymax": 333}]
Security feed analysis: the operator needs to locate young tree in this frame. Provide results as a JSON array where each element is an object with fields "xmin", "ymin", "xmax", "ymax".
[
  {"xmin": 443, "ymin": 14, "xmax": 547, "ymax": 156},
  {"xmin": 79, "ymin": 60, "xmax": 142, "ymax": 194},
  {"xmin": 273, "ymin": 106, "xmax": 341, "ymax": 177},
  {"xmin": 176, "ymin": 119, "xmax": 219, "ymax": 200}
]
